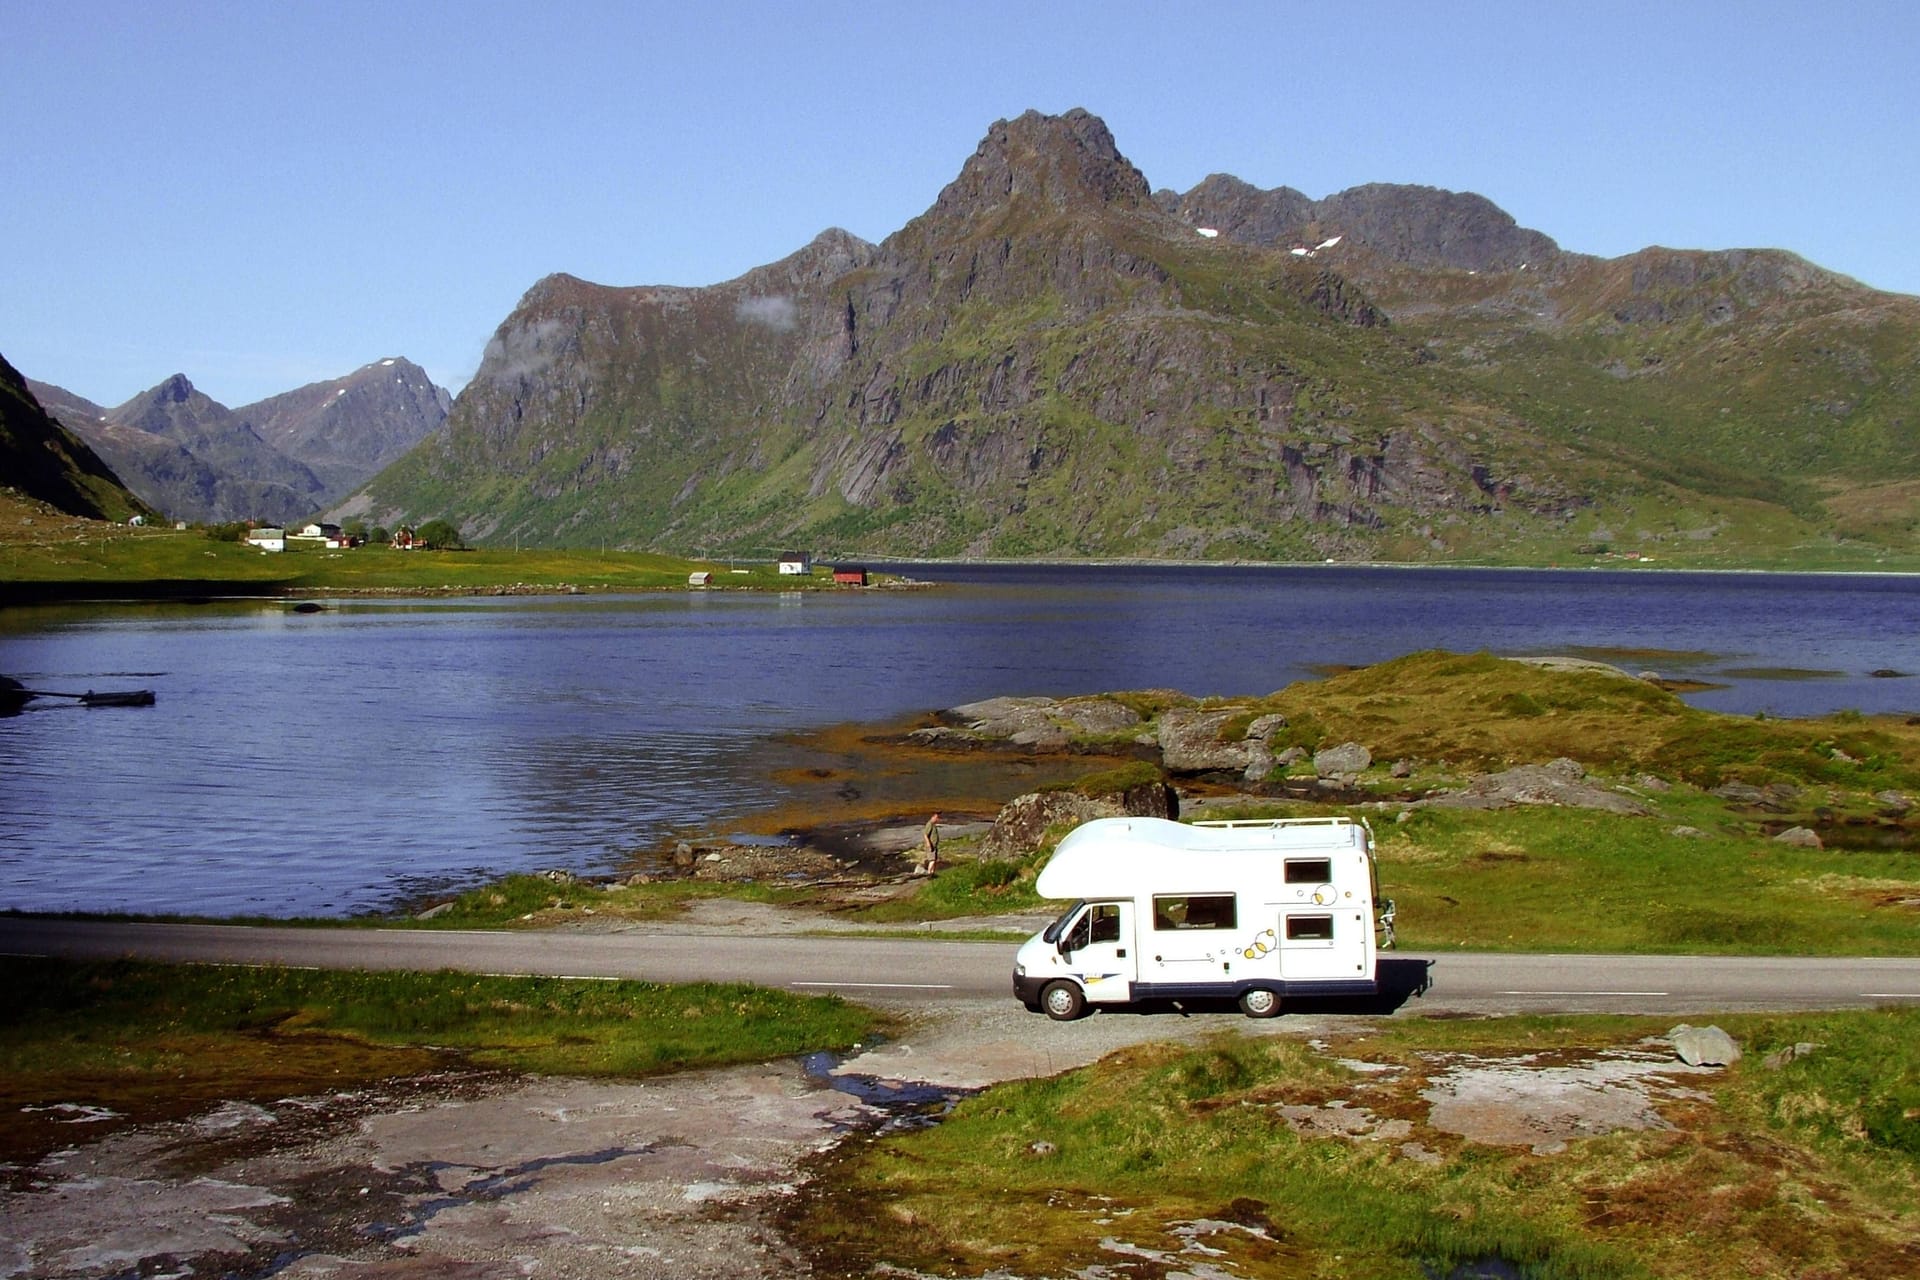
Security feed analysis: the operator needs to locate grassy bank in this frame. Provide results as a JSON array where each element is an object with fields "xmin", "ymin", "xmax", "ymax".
[
  {"xmin": 0, "ymin": 532, "xmax": 778, "ymax": 597},
  {"xmin": 0, "ymin": 499, "xmax": 858, "ymax": 598},
  {"xmin": 791, "ymin": 1009, "xmax": 1920, "ymax": 1279},
  {"xmin": 0, "ymin": 956, "xmax": 881, "ymax": 1170},
  {"xmin": 777, "ymin": 653, "xmax": 1920, "ymax": 952}
]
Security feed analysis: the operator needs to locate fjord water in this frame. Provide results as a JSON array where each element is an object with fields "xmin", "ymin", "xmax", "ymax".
[{"xmin": 2, "ymin": 565, "xmax": 1916, "ymax": 918}]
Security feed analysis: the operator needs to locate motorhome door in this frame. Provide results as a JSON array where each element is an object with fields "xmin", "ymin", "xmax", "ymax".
[
  {"xmin": 1144, "ymin": 891, "xmax": 1239, "ymax": 985},
  {"xmin": 1059, "ymin": 901, "xmax": 1136, "ymax": 1004},
  {"xmin": 1277, "ymin": 909, "xmax": 1363, "ymax": 982}
]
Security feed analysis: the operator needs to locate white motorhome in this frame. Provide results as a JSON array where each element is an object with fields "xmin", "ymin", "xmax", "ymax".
[{"xmin": 1012, "ymin": 816, "xmax": 1386, "ymax": 1020}]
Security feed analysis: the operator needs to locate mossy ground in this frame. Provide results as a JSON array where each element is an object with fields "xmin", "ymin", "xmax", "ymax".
[{"xmin": 790, "ymin": 1010, "xmax": 1920, "ymax": 1279}]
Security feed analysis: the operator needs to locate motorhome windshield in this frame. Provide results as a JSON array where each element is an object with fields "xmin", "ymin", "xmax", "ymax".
[{"xmin": 1042, "ymin": 899, "xmax": 1086, "ymax": 944}]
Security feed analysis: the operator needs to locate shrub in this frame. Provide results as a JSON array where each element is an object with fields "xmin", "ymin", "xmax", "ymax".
[{"xmin": 416, "ymin": 518, "xmax": 465, "ymax": 550}]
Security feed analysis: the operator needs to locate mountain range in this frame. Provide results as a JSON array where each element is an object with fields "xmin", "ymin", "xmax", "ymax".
[
  {"xmin": 11, "ymin": 109, "xmax": 1916, "ymax": 562},
  {"xmin": 29, "ymin": 359, "xmax": 449, "ymax": 527},
  {"xmin": 340, "ymin": 108, "xmax": 1918, "ymax": 562}
]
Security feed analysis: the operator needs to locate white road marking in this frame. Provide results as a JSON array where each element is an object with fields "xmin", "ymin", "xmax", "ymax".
[
  {"xmin": 1499, "ymin": 990, "xmax": 1669, "ymax": 997},
  {"xmin": 1863, "ymin": 992, "xmax": 1920, "ymax": 999},
  {"xmin": 787, "ymin": 990, "xmax": 952, "ymax": 997}
]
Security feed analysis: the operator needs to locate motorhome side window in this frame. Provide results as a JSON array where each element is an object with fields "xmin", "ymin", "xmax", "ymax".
[
  {"xmin": 1152, "ymin": 894, "xmax": 1237, "ymax": 931},
  {"xmin": 1063, "ymin": 904, "xmax": 1122, "ymax": 951},
  {"xmin": 1284, "ymin": 858, "xmax": 1334, "ymax": 883},
  {"xmin": 1287, "ymin": 915, "xmax": 1336, "ymax": 941}
]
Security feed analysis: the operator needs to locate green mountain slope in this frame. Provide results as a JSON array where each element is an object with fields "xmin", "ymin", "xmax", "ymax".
[
  {"xmin": 0, "ymin": 351, "xmax": 147, "ymax": 522},
  {"xmin": 351, "ymin": 110, "xmax": 1920, "ymax": 563}
]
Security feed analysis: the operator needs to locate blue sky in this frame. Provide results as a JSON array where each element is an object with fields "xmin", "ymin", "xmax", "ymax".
[{"xmin": 4, "ymin": 1, "xmax": 1915, "ymax": 410}]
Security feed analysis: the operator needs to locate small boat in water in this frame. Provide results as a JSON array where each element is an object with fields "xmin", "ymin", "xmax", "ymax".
[
  {"xmin": 1, "ymin": 674, "xmax": 156, "ymax": 711},
  {"xmin": 76, "ymin": 689, "xmax": 157, "ymax": 707}
]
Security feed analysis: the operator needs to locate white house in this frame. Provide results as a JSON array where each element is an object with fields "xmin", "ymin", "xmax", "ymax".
[
  {"xmin": 776, "ymin": 552, "xmax": 812, "ymax": 575},
  {"xmin": 246, "ymin": 527, "xmax": 286, "ymax": 552},
  {"xmin": 291, "ymin": 522, "xmax": 346, "ymax": 549}
]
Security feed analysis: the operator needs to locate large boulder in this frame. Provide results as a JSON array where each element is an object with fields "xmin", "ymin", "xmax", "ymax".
[
  {"xmin": 979, "ymin": 792, "xmax": 1123, "ymax": 860},
  {"xmin": 1313, "ymin": 741, "xmax": 1373, "ymax": 778},
  {"xmin": 978, "ymin": 776, "xmax": 1177, "ymax": 861},
  {"xmin": 1157, "ymin": 707, "xmax": 1257, "ymax": 773},
  {"xmin": 1669, "ymin": 1024, "xmax": 1741, "ymax": 1067}
]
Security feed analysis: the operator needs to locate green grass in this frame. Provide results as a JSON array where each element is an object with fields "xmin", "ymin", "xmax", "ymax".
[
  {"xmin": 403, "ymin": 872, "xmax": 808, "ymax": 928},
  {"xmin": 791, "ymin": 1010, "xmax": 1920, "ymax": 1279},
  {"xmin": 1374, "ymin": 805, "xmax": 1920, "ymax": 955},
  {"xmin": 852, "ymin": 857, "xmax": 1048, "ymax": 924}
]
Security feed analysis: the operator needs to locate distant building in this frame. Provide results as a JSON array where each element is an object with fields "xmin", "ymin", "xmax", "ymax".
[
  {"xmin": 831, "ymin": 566, "xmax": 868, "ymax": 586},
  {"xmin": 688, "ymin": 570, "xmax": 712, "ymax": 587},
  {"xmin": 776, "ymin": 552, "xmax": 812, "ymax": 575},
  {"xmin": 246, "ymin": 527, "xmax": 286, "ymax": 552},
  {"xmin": 291, "ymin": 522, "xmax": 346, "ymax": 549},
  {"xmin": 392, "ymin": 527, "xmax": 416, "ymax": 550}
]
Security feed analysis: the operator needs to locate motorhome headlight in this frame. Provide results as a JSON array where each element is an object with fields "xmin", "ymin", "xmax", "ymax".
[{"xmin": 1014, "ymin": 961, "xmax": 1026, "ymax": 978}]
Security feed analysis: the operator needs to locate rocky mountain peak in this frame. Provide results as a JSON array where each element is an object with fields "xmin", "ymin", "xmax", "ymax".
[
  {"xmin": 158, "ymin": 373, "xmax": 195, "ymax": 403},
  {"xmin": 737, "ymin": 227, "xmax": 876, "ymax": 295},
  {"xmin": 929, "ymin": 108, "xmax": 1153, "ymax": 223},
  {"xmin": 1316, "ymin": 183, "xmax": 1563, "ymax": 273}
]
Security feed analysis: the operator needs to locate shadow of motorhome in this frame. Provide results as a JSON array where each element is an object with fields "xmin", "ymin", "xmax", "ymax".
[{"xmin": 1281, "ymin": 957, "xmax": 1434, "ymax": 1016}]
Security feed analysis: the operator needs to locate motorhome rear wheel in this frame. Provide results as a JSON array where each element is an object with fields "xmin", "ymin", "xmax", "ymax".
[{"xmin": 1238, "ymin": 987, "xmax": 1281, "ymax": 1018}]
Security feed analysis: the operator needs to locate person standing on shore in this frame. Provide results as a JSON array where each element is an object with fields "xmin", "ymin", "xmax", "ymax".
[{"xmin": 918, "ymin": 812, "xmax": 941, "ymax": 875}]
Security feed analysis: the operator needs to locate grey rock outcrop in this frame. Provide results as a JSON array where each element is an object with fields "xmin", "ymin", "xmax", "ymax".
[
  {"xmin": 1711, "ymin": 781, "xmax": 1801, "ymax": 812},
  {"xmin": 1771, "ymin": 826, "xmax": 1823, "ymax": 849},
  {"xmin": 938, "ymin": 694, "xmax": 1143, "ymax": 751},
  {"xmin": 1418, "ymin": 758, "xmax": 1651, "ymax": 815}
]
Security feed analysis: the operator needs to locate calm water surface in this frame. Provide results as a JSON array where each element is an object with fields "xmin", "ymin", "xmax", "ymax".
[{"xmin": 2, "ymin": 565, "xmax": 1916, "ymax": 917}]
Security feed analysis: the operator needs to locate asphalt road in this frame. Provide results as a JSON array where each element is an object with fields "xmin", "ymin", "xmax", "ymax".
[{"xmin": 5, "ymin": 916, "xmax": 1919, "ymax": 1016}]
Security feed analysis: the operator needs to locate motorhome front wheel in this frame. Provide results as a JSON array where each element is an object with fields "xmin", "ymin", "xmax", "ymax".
[{"xmin": 1041, "ymin": 980, "xmax": 1087, "ymax": 1021}]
